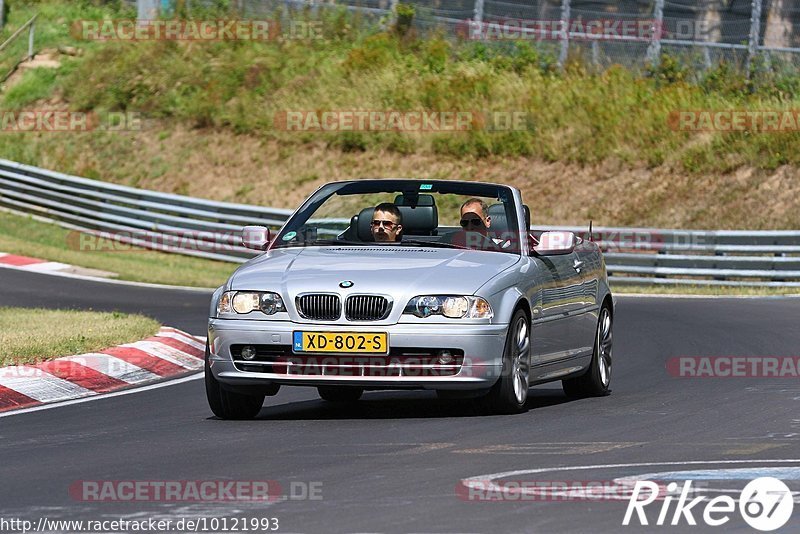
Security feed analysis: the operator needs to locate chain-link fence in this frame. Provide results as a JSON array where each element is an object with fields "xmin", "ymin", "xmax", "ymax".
[{"xmin": 129, "ymin": 0, "xmax": 800, "ymax": 72}]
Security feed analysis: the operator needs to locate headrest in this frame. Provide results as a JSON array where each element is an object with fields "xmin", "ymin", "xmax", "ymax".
[
  {"xmin": 356, "ymin": 204, "xmax": 439, "ymax": 241},
  {"xmin": 487, "ymin": 203, "xmax": 509, "ymax": 234},
  {"xmin": 357, "ymin": 207, "xmax": 376, "ymax": 241},
  {"xmin": 397, "ymin": 205, "xmax": 437, "ymax": 235}
]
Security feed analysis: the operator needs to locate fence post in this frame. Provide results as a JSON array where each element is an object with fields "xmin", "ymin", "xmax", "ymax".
[
  {"xmin": 388, "ymin": 0, "xmax": 398, "ymax": 28},
  {"xmin": 746, "ymin": 0, "xmax": 762, "ymax": 77},
  {"xmin": 473, "ymin": 0, "xmax": 484, "ymax": 25},
  {"xmin": 558, "ymin": 0, "xmax": 570, "ymax": 68},
  {"xmin": 137, "ymin": 0, "xmax": 159, "ymax": 25},
  {"xmin": 0, "ymin": 0, "xmax": 5, "ymax": 30},
  {"xmin": 28, "ymin": 18, "xmax": 35, "ymax": 60},
  {"xmin": 646, "ymin": 0, "xmax": 665, "ymax": 68}
]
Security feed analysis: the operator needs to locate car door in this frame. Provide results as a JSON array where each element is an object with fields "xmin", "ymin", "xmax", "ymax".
[
  {"xmin": 570, "ymin": 240, "xmax": 603, "ymax": 355},
  {"xmin": 530, "ymin": 252, "xmax": 585, "ymax": 365}
]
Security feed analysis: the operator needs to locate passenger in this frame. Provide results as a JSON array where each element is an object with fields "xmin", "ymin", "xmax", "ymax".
[
  {"xmin": 370, "ymin": 202, "xmax": 403, "ymax": 242},
  {"xmin": 459, "ymin": 198, "xmax": 510, "ymax": 249}
]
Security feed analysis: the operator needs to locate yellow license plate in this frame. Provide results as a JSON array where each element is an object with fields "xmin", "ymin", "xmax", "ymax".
[{"xmin": 293, "ymin": 332, "xmax": 388, "ymax": 354}]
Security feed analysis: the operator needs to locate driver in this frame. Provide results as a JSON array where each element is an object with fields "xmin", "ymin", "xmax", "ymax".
[
  {"xmin": 460, "ymin": 198, "xmax": 491, "ymax": 235},
  {"xmin": 370, "ymin": 203, "xmax": 403, "ymax": 242}
]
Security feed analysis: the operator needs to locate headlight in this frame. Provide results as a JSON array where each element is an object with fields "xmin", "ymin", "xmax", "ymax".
[
  {"xmin": 404, "ymin": 295, "xmax": 493, "ymax": 319},
  {"xmin": 233, "ymin": 292, "xmax": 261, "ymax": 314},
  {"xmin": 217, "ymin": 291, "xmax": 285, "ymax": 316}
]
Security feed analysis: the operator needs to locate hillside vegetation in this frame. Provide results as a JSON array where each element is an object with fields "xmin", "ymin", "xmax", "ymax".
[{"xmin": 0, "ymin": 1, "xmax": 799, "ymax": 229}]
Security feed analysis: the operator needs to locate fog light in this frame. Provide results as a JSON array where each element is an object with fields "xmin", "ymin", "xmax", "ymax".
[
  {"xmin": 438, "ymin": 350, "xmax": 454, "ymax": 365},
  {"xmin": 241, "ymin": 345, "xmax": 257, "ymax": 361}
]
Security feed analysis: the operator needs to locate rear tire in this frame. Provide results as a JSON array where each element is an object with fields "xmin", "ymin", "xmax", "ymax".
[
  {"xmin": 318, "ymin": 386, "xmax": 363, "ymax": 402},
  {"xmin": 205, "ymin": 343, "xmax": 265, "ymax": 420},
  {"xmin": 562, "ymin": 305, "xmax": 612, "ymax": 398},
  {"xmin": 483, "ymin": 309, "xmax": 531, "ymax": 414}
]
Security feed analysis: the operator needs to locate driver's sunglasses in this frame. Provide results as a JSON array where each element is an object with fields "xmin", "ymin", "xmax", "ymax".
[
  {"xmin": 460, "ymin": 217, "xmax": 484, "ymax": 228},
  {"xmin": 371, "ymin": 219, "xmax": 398, "ymax": 230}
]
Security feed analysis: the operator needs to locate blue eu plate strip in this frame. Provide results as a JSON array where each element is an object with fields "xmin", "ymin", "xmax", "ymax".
[{"xmin": 293, "ymin": 331, "xmax": 303, "ymax": 351}]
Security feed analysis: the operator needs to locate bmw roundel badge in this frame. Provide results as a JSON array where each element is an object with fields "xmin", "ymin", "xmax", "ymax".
[{"xmin": 339, "ymin": 280, "xmax": 354, "ymax": 288}]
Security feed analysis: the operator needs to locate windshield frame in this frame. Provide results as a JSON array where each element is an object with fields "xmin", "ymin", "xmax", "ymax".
[{"xmin": 270, "ymin": 180, "xmax": 523, "ymax": 255}]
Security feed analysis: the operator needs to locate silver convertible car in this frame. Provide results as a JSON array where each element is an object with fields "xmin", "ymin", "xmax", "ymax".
[{"xmin": 206, "ymin": 179, "xmax": 613, "ymax": 418}]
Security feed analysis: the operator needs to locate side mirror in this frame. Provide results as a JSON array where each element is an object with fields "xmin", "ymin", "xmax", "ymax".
[
  {"xmin": 533, "ymin": 231, "xmax": 575, "ymax": 255},
  {"xmin": 242, "ymin": 225, "xmax": 271, "ymax": 251}
]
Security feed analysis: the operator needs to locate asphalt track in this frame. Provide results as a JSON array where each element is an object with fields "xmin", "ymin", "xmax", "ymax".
[{"xmin": 2, "ymin": 268, "xmax": 800, "ymax": 533}]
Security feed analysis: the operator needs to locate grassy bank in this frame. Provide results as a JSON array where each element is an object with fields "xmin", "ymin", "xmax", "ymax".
[
  {"xmin": 0, "ymin": 209, "xmax": 235, "ymax": 287},
  {"xmin": 0, "ymin": 307, "xmax": 160, "ymax": 365},
  {"xmin": 1, "ymin": 2, "xmax": 800, "ymax": 169}
]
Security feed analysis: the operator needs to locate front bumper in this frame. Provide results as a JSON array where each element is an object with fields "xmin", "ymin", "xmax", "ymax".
[{"xmin": 207, "ymin": 318, "xmax": 507, "ymax": 390}]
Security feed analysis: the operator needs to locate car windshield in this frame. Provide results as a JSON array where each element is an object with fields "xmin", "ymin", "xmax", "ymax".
[{"xmin": 272, "ymin": 180, "xmax": 522, "ymax": 254}]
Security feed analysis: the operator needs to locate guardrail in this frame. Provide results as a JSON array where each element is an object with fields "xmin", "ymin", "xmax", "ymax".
[{"xmin": 0, "ymin": 158, "xmax": 798, "ymax": 287}]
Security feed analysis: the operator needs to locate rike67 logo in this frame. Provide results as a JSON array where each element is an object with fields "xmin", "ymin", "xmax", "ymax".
[{"xmin": 623, "ymin": 477, "xmax": 794, "ymax": 531}]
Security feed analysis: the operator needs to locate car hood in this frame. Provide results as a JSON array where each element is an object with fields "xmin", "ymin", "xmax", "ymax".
[{"xmin": 230, "ymin": 245, "xmax": 519, "ymax": 297}]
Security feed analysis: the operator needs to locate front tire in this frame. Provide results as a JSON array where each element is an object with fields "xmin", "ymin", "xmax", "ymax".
[
  {"xmin": 205, "ymin": 343, "xmax": 265, "ymax": 420},
  {"xmin": 483, "ymin": 309, "xmax": 531, "ymax": 414},
  {"xmin": 562, "ymin": 305, "xmax": 612, "ymax": 398},
  {"xmin": 318, "ymin": 386, "xmax": 363, "ymax": 402}
]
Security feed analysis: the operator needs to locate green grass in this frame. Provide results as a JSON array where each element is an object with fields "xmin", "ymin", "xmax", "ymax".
[
  {"xmin": 612, "ymin": 284, "xmax": 800, "ymax": 297},
  {"xmin": 2, "ymin": 1, "xmax": 800, "ymax": 172},
  {"xmin": 2, "ymin": 67, "xmax": 60, "ymax": 108},
  {"xmin": 0, "ymin": 307, "xmax": 160, "ymax": 365},
  {"xmin": 0, "ymin": 209, "xmax": 236, "ymax": 287}
]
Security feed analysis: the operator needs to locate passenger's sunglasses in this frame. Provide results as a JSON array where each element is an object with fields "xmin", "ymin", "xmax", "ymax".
[
  {"xmin": 371, "ymin": 219, "xmax": 398, "ymax": 230},
  {"xmin": 460, "ymin": 217, "xmax": 484, "ymax": 229}
]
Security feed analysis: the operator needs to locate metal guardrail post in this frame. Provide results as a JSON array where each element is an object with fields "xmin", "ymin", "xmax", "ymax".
[
  {"xmin": 646, "ymin": 0, "xmax": 665, "ymax": 68},
  {"xmin": 558, "ymin": 0, "xmax": 570, "ymax": 68},
  {"xmin": 746, "ymin": 0, "xmax": 762, "ymax": 77}
]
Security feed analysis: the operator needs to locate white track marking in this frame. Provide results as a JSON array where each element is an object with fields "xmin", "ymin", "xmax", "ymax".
[
  {"xmin": 21, "ymin": 262, "xmax": 72, "ymax": 272},
  {"xmin": 462, "ymin": 459, "xmax": 800, "ymax": 499},
  {"xmin": 60, "ymin": 354, "xmax": 160, "ymax": 384},
  {"xmin": 0, "ymin": 370, "xmax": 95, "ymax": 403},
  {"xmin": 0, "ymin": 372, "xmax": 203, "ymax": 418}
]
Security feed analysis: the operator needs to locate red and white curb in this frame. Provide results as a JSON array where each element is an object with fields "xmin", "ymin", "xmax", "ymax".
[
  {"xmin": 0, "ymin": 252, "xmax": 74, "ymax": 273},
  {"xmin": 0, "ymin": 327, "xmax": 205, "ymax": 413}
]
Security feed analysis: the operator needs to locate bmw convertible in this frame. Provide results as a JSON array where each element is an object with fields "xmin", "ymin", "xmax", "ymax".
[{"xmin": 206, "ymin": 179, "xmax": 613, "ymax": 418}]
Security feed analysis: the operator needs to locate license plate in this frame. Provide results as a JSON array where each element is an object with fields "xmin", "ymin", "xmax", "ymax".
[{"xmin": 293, "ymin": 332, "xmax": 388, "ymax": 354}]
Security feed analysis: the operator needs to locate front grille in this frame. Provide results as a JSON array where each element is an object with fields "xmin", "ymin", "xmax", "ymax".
[
  {"xmin": 230, "ymin": 344, "xmax": 464, "ymax": 376},
  {"xmin": 296, "ymin": 294, "xmax": 341, "ymax": 321},
  {"xmin": 345, "ymin": 295, "xmax": 391, "ymax": 321}
]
